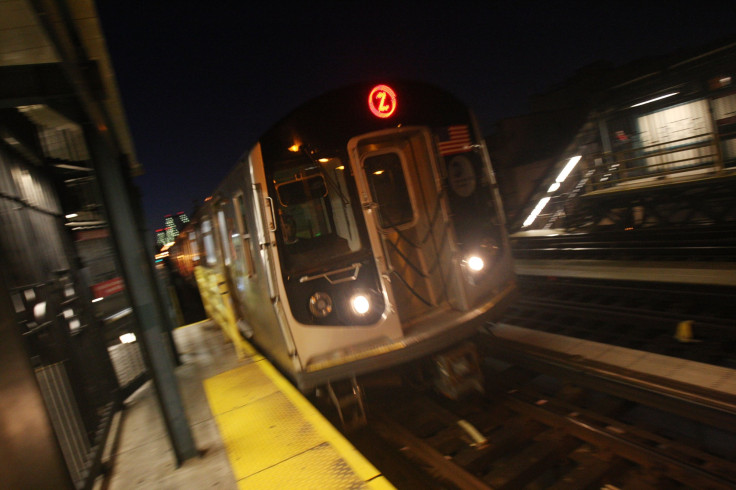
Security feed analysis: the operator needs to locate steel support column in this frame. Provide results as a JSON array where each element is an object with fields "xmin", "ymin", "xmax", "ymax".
[
  {"xmin": 27, "ymin": 0, "xmax": 198, "ymax": 465},
  {"xmin": 84, "ymin": 126, "xmax": 198, "ymax": 464}
]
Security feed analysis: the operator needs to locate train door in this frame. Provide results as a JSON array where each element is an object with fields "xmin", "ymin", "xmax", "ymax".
[{"xmin": 349, "ymin": 127, "xmax": 457, "ymax": 324}]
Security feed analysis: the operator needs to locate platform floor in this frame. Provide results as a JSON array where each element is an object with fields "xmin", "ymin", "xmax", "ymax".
[
  {"xmin": 490, "ymin": 323, "xmax": 736, "ymax": 397},
  {"xmin": 98, "ymin": 320, "xmax": 392, "ymax": 489},
  {"xmin": 514, "ymin": 258, "xmax": 736, "ymax": 286},
  {"xmin": 98, "ymin": 318, "xmax": 735, "ymax": 489}
]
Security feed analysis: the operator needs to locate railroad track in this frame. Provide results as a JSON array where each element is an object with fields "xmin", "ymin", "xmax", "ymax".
[
  {"xmin": 510, "ymin": 226, "xmax": 736, "ymax": 262},
  {"xmin": 502, "ymin": 277, "xmax": 736, "ymax": 368},
  {"xmin": 327, "ymin": 334, "xmax": 736, "ymax": 489}
]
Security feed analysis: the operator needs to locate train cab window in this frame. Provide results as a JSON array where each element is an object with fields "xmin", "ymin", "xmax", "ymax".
[
  {"xmin": 271, "ymin": 159, "xmax": 363, "ymax": 274},
  {"xmin": 364, "ymin": 152, "xmax": 414, "ymax": 228},
  {"xmin": 276, "ymin": 175, "xmax": 327, "ymax": 207}
]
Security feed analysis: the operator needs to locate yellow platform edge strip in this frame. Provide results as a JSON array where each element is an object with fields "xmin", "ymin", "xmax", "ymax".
[
  {"xmin": 251, "ymin": 358, "xmax": 393, "ymax": 487},
  {"xmin": 175, "ymin": 318, "xmax": 212, "ymax": 330},
  {"xmin": 204, "ymin": 338, "xmax": 394, "ymax": 489}
]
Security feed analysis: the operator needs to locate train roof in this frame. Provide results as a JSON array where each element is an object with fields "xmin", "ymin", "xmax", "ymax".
[{"xmin": 257, "ymin": 80, "xmax": 477, "ymax": 163}]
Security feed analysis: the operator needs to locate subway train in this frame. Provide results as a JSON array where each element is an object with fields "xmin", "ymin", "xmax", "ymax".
[{"xmin": 169, "ymin": 81, "xmax": 516, "ymax": 399}]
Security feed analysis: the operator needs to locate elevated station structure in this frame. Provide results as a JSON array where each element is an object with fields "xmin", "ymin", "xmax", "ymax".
[
  {"xmin": 0, "ymin": 1, "xmax": 197, "ymax": 488},
  {"xmin": 490, "ymin": 39, "xmax": 736, "ymax": 234}
]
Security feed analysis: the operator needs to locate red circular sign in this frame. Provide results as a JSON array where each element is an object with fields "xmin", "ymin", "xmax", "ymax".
[{"xmin": 368, "ymin": 84, "xmax": 397, "ymax": 118}]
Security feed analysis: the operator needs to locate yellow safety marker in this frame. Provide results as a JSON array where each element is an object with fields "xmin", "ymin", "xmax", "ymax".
[
  {"xmin": 193, "ymin": 266, "xmax": 259, "ymax": 359},
  {"xmin": 675, "ymin": 320, "xmax": 700, "ymax": 343},
  {"xmin": 204, "ymin": 344, "xmax": 394, "ymax": 489}
]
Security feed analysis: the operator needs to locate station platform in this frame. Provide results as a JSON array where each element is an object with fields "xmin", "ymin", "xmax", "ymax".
[
  {"xmin": 97, "ymin": 319, "xmax": 734, "ymax": 489},
  {"xmin": 514, "ymin": 258, "xmax": 736, "ymax": 286},
  {"xmin": 488, "ymin": 323, "xmax": 736, "ymax": 399},
  {"xmin": 96, "ymin": 320, "xmax": 393, "ymax": 489}
]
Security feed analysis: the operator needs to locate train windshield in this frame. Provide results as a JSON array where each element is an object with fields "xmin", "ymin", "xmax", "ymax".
[{"xmin": 273, "ymin": 157, "xmax": 364, "ymax": 274}]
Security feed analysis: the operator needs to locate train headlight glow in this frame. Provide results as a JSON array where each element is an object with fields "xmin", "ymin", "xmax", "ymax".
[
  {"xmin": 350, "ymin": 294, "xmax": 371, "ymax": 315},
  {"xmin": 465, "ymin": 255, "xmax": 485, "ymax": 272},
  {"xmin": 309, "ymin": 292, "xmax": 333, "ymax": 318}
]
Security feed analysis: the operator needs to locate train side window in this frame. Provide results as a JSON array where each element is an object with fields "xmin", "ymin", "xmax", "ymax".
[
  {"xmin": 364, "ymin": 152, "xmax": 414, "ymax": 228},
  {"xmin": 189, "ymin": 230, "xmax": 199, "ymax": 262},
  {"xmin": 233, "ymin": 193, "xmax": 255, "ymax": 277},
  {"xmin": 201, "ymin": 219, "xmax": 217, "ymax": 266},
  {"xmin": 217, "ymin": 209, "xmax": 232, "ymax": 266}
]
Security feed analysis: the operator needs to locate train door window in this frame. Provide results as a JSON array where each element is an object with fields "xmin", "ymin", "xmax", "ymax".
[
  {"xmin": 364, "ymin": 152, "xmax": 414, "ymax": 228},
  {"xmin": 201, "ymin": 219, "xmax": 217, "ymax": 266},
  {"xmin": 217, "ymin": 208, "xmax": 232, "ymax": 266},
  {"xmin": 233, "ymin": 193, "xmax": 255, "ymax": 277}
]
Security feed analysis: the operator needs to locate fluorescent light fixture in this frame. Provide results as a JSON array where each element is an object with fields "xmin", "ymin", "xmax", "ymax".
[
  {"xmin": 65, "ymin": 213, "xmax": 78, "ymax": 219},
  {"xmin": 523, "ymin": 197, "xmax": 551, "ymax": 227},
  {"xmin": 54, "ymin": 163, "xmax": 93, "ymax": 172},
  {"xmin": 555, "ymin": 155, "xmax": 582, "ymax": 184},
  {"xmin": 120, "ymin": 333, "xmax": 137, "ymax": 344},
  {"xmin": 630, "ymin": 92, "xmax": 679, "ymax": 108},
  {"xmin": 548, "ymin": 182, "xmax": 560, "ymax": 193}
]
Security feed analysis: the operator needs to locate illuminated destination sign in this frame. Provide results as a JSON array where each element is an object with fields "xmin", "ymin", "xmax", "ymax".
[{"xmin": 368, "ymin": 84, "xmax": 397, "ymax": 118}]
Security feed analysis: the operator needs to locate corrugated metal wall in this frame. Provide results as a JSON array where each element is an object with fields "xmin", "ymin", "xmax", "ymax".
[
  {"xmin": 0, "ymin": 141, "xmax": 140, "ymax": 488},
  {"xmin": 0, "ymin": 149, "xmax": 69, "ymax": 285}
]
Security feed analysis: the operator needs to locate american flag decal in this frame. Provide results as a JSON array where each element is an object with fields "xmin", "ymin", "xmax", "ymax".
[{"xmin": 437, "ymin": 125, "xmax": 472, "ymax": 156}]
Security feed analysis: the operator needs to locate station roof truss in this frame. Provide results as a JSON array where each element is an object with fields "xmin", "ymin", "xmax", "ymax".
[{"xmin": 0, "ymin": 0, "xmax": 140, "ymax": 177}]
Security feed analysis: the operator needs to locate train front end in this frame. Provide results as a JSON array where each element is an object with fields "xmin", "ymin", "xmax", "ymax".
[{"xmin": 257, "ymin": 82, "xmax": 516, "ymax": 389}]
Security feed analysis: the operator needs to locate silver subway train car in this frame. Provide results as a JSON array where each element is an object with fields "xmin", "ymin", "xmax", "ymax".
[{"xmin": 170, "ymin": 81, "xmax": 516, "ymax": 396}]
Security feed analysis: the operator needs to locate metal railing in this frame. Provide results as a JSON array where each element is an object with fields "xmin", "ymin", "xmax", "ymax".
[{"xmin": 588, "ymin": 131, "xmax": 735, "ymax": 192}]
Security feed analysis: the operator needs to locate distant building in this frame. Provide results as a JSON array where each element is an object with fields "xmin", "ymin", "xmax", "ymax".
[{"xmin": 156, "ymin": 211, "xmax": 190, "ymax": 248}]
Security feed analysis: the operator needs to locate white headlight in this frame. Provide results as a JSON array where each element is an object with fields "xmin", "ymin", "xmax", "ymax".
[
  {"xmin": 466, "ymin": 255, "xmax": 484, "ymax": 272},
  {"xmin": 350, "ymin": 294, "xmax": 370, "ymax": 315}
]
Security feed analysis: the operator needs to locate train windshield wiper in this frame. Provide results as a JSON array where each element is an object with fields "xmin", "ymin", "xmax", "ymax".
[{"xmin": 298, "ymin": 262, "xmax": 362, "ymax": 284}]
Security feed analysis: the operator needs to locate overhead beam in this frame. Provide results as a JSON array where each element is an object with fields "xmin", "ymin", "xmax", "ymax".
[{"xmin": 0, "ymin": 63, "xmax": 83, "ymax": 108}]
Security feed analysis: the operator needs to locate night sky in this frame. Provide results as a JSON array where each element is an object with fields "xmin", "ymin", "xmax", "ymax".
[{"xmin": 94, "ymin": 1, "xmax": 736, "ymax": 237}]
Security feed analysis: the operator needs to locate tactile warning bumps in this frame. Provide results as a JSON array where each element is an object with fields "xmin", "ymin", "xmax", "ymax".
[
  {"xmin": 240, "ymin": 442, "xmax": 367, "ymax": 489},
  {"xmin": 205, "ymin": 358, "xmax": 393, "ymax": 488}
]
